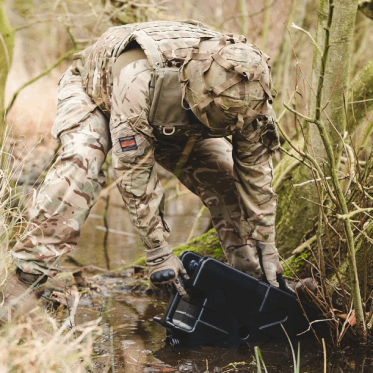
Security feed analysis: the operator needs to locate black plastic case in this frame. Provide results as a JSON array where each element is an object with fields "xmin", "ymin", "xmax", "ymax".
[{"xmin": 154, "ymin": 251, "xmax": 319, "ymax": 347}]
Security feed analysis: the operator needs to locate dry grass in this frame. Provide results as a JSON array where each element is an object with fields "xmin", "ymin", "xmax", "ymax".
[
  {"xmin": 0, "ymin": 127, "xmax": 101, "ymax": 372},
  {"xmin": 0, "ymin": 306, "xmax": 101, "ymax": 372}
]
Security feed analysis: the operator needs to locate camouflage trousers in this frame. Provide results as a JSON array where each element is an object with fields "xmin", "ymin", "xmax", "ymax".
[{"xmin": 12, "ymin": 67, "xmax": 275, "ymax": 276}]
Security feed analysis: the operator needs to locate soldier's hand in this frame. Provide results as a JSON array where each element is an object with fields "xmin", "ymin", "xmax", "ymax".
[
  {"xmin": 145, "ymin": 246, "xmax": 190, "ymax": 299},
  {"xmin": 226, "ymin": 241, "xmax": 262, "ymax": 278},
  {"xmin": 257, "ymin": 241, "xmax": 284, "ymax": 288}
]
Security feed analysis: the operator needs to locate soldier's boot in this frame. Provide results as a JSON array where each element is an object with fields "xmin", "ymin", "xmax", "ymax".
[
  {"xmin": 226, "ymin": 241, "xmax": 262, "ymax": 279},
  {"xmin": 0, "ymin": 268, "xmax": 47, "ymax": 324}
]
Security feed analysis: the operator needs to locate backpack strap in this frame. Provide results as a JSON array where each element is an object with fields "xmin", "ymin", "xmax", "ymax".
[{"xmin": 132, "ymin": 30, "xmax": 164, "ymax": 68}]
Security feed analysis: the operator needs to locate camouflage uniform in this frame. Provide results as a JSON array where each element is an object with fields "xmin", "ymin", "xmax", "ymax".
[
  {"xmin": 12, "ymin": 21, "xmax": 279, "ymax": 278},
  {"xmin": 12, "ymin": 69, "xmax": 110, "ymax": 276}
]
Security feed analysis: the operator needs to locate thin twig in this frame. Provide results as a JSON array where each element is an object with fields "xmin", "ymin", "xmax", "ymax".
[
  {"xmin": 336, "ymin": 206, "xmax": 373, "ymax": 221},
  {"xmin": 292, "ymin": 235, "xmax": 317, "ymax": 254},
  {"xmin": 187, "ymin": 205, "xmax": 208, "ymax": 242},
  {"xmin": 291, "ymin": 23, "xmax": 323, "ymax": 56},
  {"xmin": 6, "ymin": 48, "xmax": 77, "ymax": 114},
  {"xmin": 297, "ymin": 318, "xmax": 336, "ymax": 336},
  {"xmin": 293, "ymin": 177, "xmax": 331, "ymax": 187}
]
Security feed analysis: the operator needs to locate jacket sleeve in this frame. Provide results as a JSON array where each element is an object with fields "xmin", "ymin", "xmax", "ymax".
[
  {"xmin": 232, "ymin": 110, "xmax": 278, "ymax": 243},
  {"xmin": 109, "ymin": 58, "xmax": 170, "ymax": 249}
]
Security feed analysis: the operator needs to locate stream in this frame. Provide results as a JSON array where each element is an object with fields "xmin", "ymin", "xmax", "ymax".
[{"xmin": 57, "ymin": 185, "xmax": 373, "ymax": 373}]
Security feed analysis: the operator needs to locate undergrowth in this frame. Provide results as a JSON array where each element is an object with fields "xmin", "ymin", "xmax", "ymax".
[{"xmin": 0, "ymin": 126, "xmax": 101, "ymax": 372}]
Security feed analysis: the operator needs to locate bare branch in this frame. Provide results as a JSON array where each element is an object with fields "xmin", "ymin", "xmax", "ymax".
[{"xmin": 6, "ymin": 48, "xmax": 77, "ymax": 115}]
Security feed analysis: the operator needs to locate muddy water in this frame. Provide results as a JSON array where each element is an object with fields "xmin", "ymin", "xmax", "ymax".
[
  {"xmin": 60, "ymin": 182, "xmax": 373, "ymax": 372},
  {"xmin": 62, "ymin": 185, "xmax": 210, "ymax": 270},
  {"xmin": 69, "ymin": 279, "xmax": 373, "ymax": 373}
]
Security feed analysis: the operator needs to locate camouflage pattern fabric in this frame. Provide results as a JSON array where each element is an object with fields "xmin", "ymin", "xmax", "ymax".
[
  {"xmin": 110, "ymin": 59, "xmax": 276, "ymax": 251},
  {"xmin": 225, "ymin": 240, "xmax": 261, "ymax": 278},
  {"xmin": 233, "ymin": 119, "xmax": 277, "ymax": 242},
  {"xmin": 180, "ymin": 36, "xmax": 280, "ymax": 150},
  {"xmin": 73, "ymin": 20, "xmax": 221, "ymax": 116},
  {"xmin": 12, "ymin": 22, "xmax": 278, "ymax": 277},
  {"xmin": 51, "ymin": 69, "xmax": 97, "ymax": 139},
  {"xmin": 110, "ymin": 59, "xmax": 170, "ymax": 250},
  {"xmin": 12, "ymin": 68, "xmax": 110, "ymax": 275}
]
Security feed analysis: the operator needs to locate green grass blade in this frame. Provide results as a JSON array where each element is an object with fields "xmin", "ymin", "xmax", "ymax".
[
  {"xmin": 280, "ymin": 324, "xmax": 298, "ymax": 373},
  {"xmin": 254, "ymin": 346, "xmax": 268, "ymax": 373}
]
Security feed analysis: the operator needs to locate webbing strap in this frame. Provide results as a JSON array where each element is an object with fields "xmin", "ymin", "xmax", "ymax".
[
  {"xmin": 189, "ymin": 52, "xmax": 211, "ymax": 61},
  {"xmin": 182, "ymin": 48, "xmax": 194, "ymax": 68},
  {"xmin": 229, "ymin": 105, "xmax": 265, "ymax": 132},
  {"xmin": 234, "ymin": 113, "xmax": 244, "ymax": 131},
  {"xmin": 245, "ymin": 106, "xmax": 262, "ymax": 118},
  {"xmin": 180, "ymin": 33, "xmax": 276, "ymax": 132},
  {"xmin": 233, "ymin": 65, "xmax": 247, "ymax": 78},
  {"xmin": 180, "ymin": 79, "xmax": 200, "ymax": 110},
  {"xmin": 211, "ymin": 74, "xmax": 243, "ymax": 96},
  {"xmin": 212, "ymin": 52, "xmax": 235, "ymax": 70},
  {"xmin": 210, "ymin": 35, "xmax": 230, "ymax": 54},
  {"xmin": 132, "ymin": 30, "xmax": 164, "ymax": 67},
  {"xmin": 259, "ymin": 76, "xmax": 273, "ymax": 102},
  {"xmin": 180, "ymin": 80, "xmax": 189, "ymax": 110},
  {"xmin": 198, "ymin": 95, "xmax": 215, "ymax": 112},
  {"xmin": 252, "ymin": 62, "xmax": 265, "ymax": 81},
  {"xmin": 238, "ymin": 35, "xmax": 247, "ymax": 43}
]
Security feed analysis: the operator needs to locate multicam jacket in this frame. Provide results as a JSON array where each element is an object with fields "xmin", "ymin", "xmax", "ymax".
[{"xmin": 66, "ymin": 20, "xmax": 279, "ymax": 248}]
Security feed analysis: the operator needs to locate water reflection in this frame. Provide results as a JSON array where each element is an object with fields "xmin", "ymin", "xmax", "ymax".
[{"xmin": 62, "ymin": 184, "xmax": 210, "ymax": 271}]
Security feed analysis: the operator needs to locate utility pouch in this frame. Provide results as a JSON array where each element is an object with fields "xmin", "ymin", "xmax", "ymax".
[{"xmin": 149, "ymin": 67, "xmax": 193, "ymax": 134}]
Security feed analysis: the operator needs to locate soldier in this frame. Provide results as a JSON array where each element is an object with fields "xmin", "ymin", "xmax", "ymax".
[{"xmin": 1, "ymin": 20, "xmax": 288, "ymax": 320}]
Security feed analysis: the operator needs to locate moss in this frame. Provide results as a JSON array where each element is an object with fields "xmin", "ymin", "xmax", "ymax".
[
  {"xmin": 112, "ymin": 229, "xmax": 224, "ymax": 275},
  {"xmin": 213, "ymin": 248, "xmax": 223, "ymax": 259},
  {"xmin": 172, "ymin": 229, "xmax": 224, "ymax": 260},
  {"xmin": 282, "ymin": 250, "xmax": 311, "ymax": 278},
  {"xmin": 116, "ymin": 227, "xmax": 316, "ymax": 279},
  {"xmin": 275, "ymin": 163, "xmax": 317, "ymax": 257},
  {"xmin": 115, "ymin": 227, "xmax": 317, "ymax": 280},
  {"xmin": 347, "ymin": 59, "xmax": 373, "ymax": 136},
  {"xmin": 133, "ymin": 257, "xmax": 146, "ymax": 267},
  {"xmin": 330, "ymin": 220, "xmax": 373, "ymax": 289}
]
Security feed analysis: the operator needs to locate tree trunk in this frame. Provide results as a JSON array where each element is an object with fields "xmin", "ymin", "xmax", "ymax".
[
  {"xmin": 275, "ymin": 0, "xmax": 358, "ymax": 255},
  {"xmin": 347, "ymin": 60, "xmax": 373, "ymax": 149},
  {"xmin": 309, "ymin": 0, "xmax": 357, "ymax": 161},
  {"xmin": 0, "ymin": 0, "xmax": 14, "ymax": 126}
]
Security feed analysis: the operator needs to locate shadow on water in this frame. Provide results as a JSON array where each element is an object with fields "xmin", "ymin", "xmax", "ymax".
[{"xmin": 57, "ymin": 180, "xmax": 373, "ymax": 372}]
